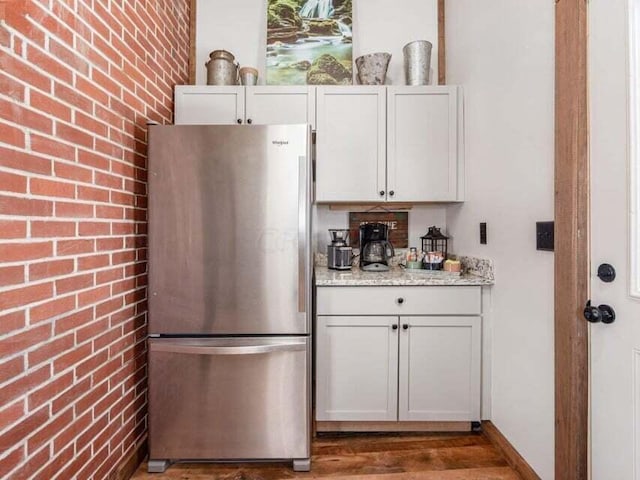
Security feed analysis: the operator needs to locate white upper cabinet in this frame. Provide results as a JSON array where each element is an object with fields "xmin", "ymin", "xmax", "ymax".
[
  {"xmin": 245, "ymin": 86, "xmax": 316, "ymax": 129},
  {"xmin": 174, "ymin": 86, "xmax": 315, "ymax": 127},
  {"xmin": 387, "ymin": 86, "xmax": 463, "ymax": 202},
  {"xmin": 315, "ymin": 87, "xmax": 386, "ymax": 203},
  {"xmin": 175, "ymin": 85, "xmax": 465, "ymax": 204},
  {"xmin": 175, "ymin": 86, "xmax": 245, "ymax": 125},
  {"xmin": 315, "ymin": 86, "xmax": 463, "ymax": 204}
]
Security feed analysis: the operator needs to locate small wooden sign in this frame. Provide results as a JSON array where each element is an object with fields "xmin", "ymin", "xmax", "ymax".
[{"xmin": 349, "ymin": 212, "xmax": 409, "ymax": 249}]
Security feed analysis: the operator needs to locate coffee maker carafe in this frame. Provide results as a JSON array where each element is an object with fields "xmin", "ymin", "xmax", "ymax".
[{"xmin": 359, "ymin": 223, "xmax": 395, "ymax": 272}]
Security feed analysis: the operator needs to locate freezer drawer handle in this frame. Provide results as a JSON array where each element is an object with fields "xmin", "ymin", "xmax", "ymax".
[{"xmin": 150, "ymin": 342, "xmax": 307, "ymax": 356}]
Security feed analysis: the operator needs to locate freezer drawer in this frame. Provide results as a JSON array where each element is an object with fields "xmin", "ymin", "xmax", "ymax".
[{"xmin": 148, "ymin": 337, "xmax": 310, "ymax": 462}]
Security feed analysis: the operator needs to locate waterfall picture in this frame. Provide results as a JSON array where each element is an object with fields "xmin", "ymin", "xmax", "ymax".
[{"xmin": 267, "ymin": 0, "xmax": 353, "ymax": 85}]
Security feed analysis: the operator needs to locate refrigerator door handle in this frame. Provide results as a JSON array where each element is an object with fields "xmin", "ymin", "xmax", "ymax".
[
  {"xmin": 298, "ymin": 153, "xmax": 307, "ymax": 315},
  {"xmin": 149, "ymin": 340, "xmax": 307, "ymax": 356}
]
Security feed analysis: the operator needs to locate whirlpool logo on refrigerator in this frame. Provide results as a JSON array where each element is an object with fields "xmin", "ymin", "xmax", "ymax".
[{"xmin": 272, "ymin": 140, "xmax": 289, "ymax": 146}]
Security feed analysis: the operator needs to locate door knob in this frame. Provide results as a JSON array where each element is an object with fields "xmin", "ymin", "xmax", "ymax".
[
  {"xmin": 396, "ymin": 297, "xmax": 404, "ymax": 304},
  {"xmin": 597, "ymin": 263, "xmax": 616, "ymax": 283},
  {"xmin": 402, "ymin": 324, "xmax": 409, "ymax": 330},
  {"xmin": 599, "ymin": 304, "xmax": 616, "ymax": 324},
  {"xmin": 247, "ymin": 118, "xmax": 253, "ymax": 124},
  {"xmin": 392, "ymin": 324, "xmax": 398, "ymax": 330},
  {"xmin": 583, "ymin": 300, "xmax": 616, "ymax": 324},
  {"xmin": 379, "ymin": 190, "xmax": 385, "ymax": 196},
  {"xmin": 237, "ymin": 118, "xmax": 243, "ymax": 124},
  {"xmin": 583, "ymin": 300, "xmax": 601, "ymax": 323},
  {"xmin": 389, "ymin": 190, "xmax": 395, "ymax": 196}
]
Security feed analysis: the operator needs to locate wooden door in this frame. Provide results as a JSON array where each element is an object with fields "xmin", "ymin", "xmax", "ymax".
[
  {"xmin": 589, "ymin": 1, "xmax": 640, "ymax": 477},
  {"xmin": 174, "ymin": 86, "xmax": 245, "ymax": 125},
  {"xmin": 387, "ymin": 86, "xmax": 462, "ymax": 202},
  {"xmin": 245, "ymin": 86, "xmax": 315, "ymax": 129},
  {"xmin": 398, "ymin": 316, "xmax": 481, "ymax": 421},
  {"xmin": 315, "ymin": 86, "xmax": 386, "ymax": 203},
  {"xmin": 316, "ymin": 316, "xmax": 399, "ymax": 421}
]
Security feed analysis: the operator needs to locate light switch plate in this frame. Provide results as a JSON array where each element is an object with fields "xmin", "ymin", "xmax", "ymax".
[{"xmin": 480, "ymin": 223, "xmax": 487, "ymax": 245}]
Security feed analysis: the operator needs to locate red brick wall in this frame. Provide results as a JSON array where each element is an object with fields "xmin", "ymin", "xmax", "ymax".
[{"xmin": 0, "ymin": 1, "xmax": 190, "ymax": 478}]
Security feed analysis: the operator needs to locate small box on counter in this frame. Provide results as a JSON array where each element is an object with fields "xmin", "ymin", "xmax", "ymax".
[{"xmin": 444, "ymin": 259, "xmax": 462, "ymax": 273}]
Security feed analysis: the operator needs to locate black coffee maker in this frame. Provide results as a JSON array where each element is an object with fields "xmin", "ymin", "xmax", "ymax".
[{"xmin": 359, "ymin": 223, "xmax": 395, "ymax": 272}]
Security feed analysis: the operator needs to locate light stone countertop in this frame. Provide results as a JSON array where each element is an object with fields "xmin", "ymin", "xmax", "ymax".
[{"xmin": 314, "ymin": 265, "xmax": 494, "ymax": 287}]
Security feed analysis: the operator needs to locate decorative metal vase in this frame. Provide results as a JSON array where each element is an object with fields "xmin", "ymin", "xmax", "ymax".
[
  {"xmin": 403, "ymin": 40, "xmax": 432, "ymax": 85},
  {"xmin": 355, "ymin": 52, "xmax": 392, "ymax": 85}
]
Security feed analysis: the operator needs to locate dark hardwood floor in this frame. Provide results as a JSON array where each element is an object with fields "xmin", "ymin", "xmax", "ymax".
[{"xmin": 132, "ymin": 432, "xmax": 522, "ymax": 479}]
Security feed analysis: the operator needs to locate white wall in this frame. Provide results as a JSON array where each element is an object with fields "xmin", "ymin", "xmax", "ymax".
[
  {"xmin": 195, "ymin": 0, "xmax": 438, "ymax": 86},
  {"xmin": 445, "ymin": 1, "xmax": 555, "ymax": 478},
  {"xmin": 196, "ymin": 0, "xmax": 267, "ymax": 85},
  {"xmin": 353, "ymin": 0, "xmax": 438, "ymax": 85}
]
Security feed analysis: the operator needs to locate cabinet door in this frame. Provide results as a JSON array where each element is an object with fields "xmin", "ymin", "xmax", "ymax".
[
  {"xmin": 174, "ymin": 86, "xmax": 245, "ymax": 125},
  {"xmin": 315, "ymin": 87, "xmax": 386, "ymax": 203},
  {"xmin": 316, "ymin": 316, "xmax": 398, "ymax": 421},
  {"xmin": 245, "ymin": 87, "xmax": 316, "ymax": 129},
  {"xmin": 387, "ymin": 86, "xmax": 462, "ymax": 202},
  {"xmin": 398, "ymin": 316, "xmax": 480, "ymax": 421}
]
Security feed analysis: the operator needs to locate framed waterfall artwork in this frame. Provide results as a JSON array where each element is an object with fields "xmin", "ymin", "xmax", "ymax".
[{"xmin": 266, "ymin": 0, "xmax": 353, "ymax": 85}]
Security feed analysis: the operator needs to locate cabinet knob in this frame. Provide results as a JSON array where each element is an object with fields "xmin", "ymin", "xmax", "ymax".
[
  {"xmin": 392, "ymin": 324, "xmax": 398, "ymax": 330},
  {"xmin": 402, "ymin": 324, "xmax": 409, "ymax": 330},
  {"xmin": 396, "ymin": 297, "xmax": 404, "ymax": 305},
  {"xmin": 237, "ymin": 118, "xmax": 243, "ymax": 124},
  {"xmin": 247, "ymin": 118, "xmax": 253, "ymax": 124},
  {"xmin": 379, "ymin": 190, "xmax": 385, "ymax": 197},
  {"xmin": 389, "ymin": 190, "xmax": 395, "ymax": 196}
]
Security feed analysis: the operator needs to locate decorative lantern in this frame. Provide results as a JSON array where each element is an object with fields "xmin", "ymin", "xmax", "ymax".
[{"xmin": 421, "ymin": 226, "xmax": 449, "ymax": 270}]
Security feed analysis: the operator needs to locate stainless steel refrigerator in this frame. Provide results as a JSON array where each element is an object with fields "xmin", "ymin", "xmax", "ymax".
[{"xmin": 146, "ymin": 125, "xmax": 312, "ymax": 473}]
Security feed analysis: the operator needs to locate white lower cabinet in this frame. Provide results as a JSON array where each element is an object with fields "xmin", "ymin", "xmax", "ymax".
[
  {"xmin": 316, "ymin": 316, "xmax": 398, "ymax": 421},
  {"xmin": 398, "ymin": 316, "xmax": 481, "ymax": 421},
  {"xmin": 315, "ymin": 287, "xmax": 482, "ymax": 424}
]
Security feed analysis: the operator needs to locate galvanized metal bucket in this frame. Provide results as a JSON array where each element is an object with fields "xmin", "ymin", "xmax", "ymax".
[
  {"xmin": 403, "ymin": 40, "xmax": 433, "ymax": 85},
  {"xmin": 239, "ymin": 67, "xmax": 258, "ymax": 86},
  {"xmin": 355, "ymin": 52, "xmax": 391, "ymax": 85},
  {"xmin": 205, "ymin": 50, "xmax": 239, "ymax": 85}
]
